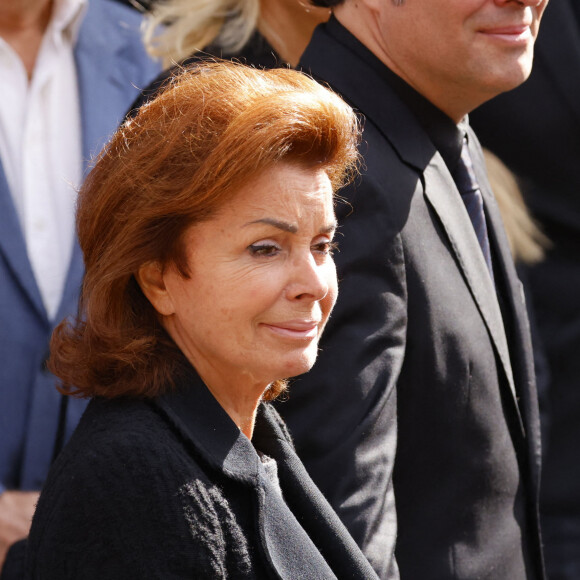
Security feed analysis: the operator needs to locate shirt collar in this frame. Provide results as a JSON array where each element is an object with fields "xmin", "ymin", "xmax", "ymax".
[
  {"xmin": 48, "ymin": 0, "xmax": 88, "ymax": 46},
  {"xmin": 325, "ymin": 15, "xmax": 466, "ymax": 173}
]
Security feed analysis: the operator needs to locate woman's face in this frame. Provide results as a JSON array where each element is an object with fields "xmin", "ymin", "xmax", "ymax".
[{"xmin": 150, "ymin": 163, "xmax": 338, "ymax": 391}]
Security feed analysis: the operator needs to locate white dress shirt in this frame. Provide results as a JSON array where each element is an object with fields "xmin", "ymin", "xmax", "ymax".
[{"xmin": 0, "ymin": 0, "xmax": 87, "ymax": 320}]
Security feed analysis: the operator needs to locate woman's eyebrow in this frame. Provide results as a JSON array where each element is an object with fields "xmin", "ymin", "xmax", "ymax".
[
  {"xmin": 245, "ymin": 218, "xmax": 298, "ymax": 233},
  {"xmin": 245, "ymin": 218, "xmax": 337, "ymax": 235}
]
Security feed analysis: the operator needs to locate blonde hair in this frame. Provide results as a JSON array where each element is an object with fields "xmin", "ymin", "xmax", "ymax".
[
  {"xmin": 483, "ymin": 149, "xmax": 550, "ymax": 265},
  {"xmin": 143, "ymin": 0, "xmax": 260, "ymax": 66}
]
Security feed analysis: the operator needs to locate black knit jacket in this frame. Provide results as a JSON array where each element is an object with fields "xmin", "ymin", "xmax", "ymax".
[{"xmin": 24, "ymin": 364, "xmax": 377, "ymax": 579}]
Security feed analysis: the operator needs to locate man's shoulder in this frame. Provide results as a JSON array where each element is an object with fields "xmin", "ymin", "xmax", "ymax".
[{"xmin": 300, "ymin": 23, "xmax": 388, "ymax": 120}]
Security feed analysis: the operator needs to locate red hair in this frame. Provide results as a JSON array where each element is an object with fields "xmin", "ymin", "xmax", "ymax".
[{"xmin": 49, "ymin": 61, "xmax": 360, "ymax": 399}]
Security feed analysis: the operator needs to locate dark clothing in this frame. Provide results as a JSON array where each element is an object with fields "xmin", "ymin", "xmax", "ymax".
[
  {"xmin": 470, "ymin": 1, "xmax": 580, "ymax": 576},
  {"xmin": 366, "ymin": 55, "xmax": 465, "ymax": 172},
  {"xmin": 25, "ymin": 363, "xmax": 378, "ymax": 579},
  {"xmin": 274, "ymin": 18, "xmax": 544, "ymax": 579},
  {"xmin": 127, "ymin": 32, "xmax": 280, "ymax": 115},
  {"xmin": 0, "ymin": 541, "xmax": 26, "ymax": 580}
]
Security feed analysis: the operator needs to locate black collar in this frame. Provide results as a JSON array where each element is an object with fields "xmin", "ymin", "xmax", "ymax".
[
  {"xmin": 154, "ymin": 361, "xmax": 289, "ymax": 484},
  {"xmin": 325, "ymin": 16, "xmax": 465, "ymax": 173}
]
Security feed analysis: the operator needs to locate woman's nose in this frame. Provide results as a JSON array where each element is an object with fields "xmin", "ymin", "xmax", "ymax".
[{"xmin": 287, "ymin": 253, "xmax": 334, "ymax": 302}]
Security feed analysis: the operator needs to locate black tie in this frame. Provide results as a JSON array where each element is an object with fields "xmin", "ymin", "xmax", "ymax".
[{"xmin": 452, "ymin": 136, "xmax": 495, "ymax": 284}]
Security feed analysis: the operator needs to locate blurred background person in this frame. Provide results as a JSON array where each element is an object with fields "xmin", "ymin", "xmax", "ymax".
[
  {"xmin": 483, "ymin": 149, "xmax": 550, "ymax": 268},
  {"xmin": 129, "ymin": 0, "xmax": 330, "ymax": 112},
  {"xmin": 471, "ymin": 1, "xmax": 580, "ymax": 576},
  {"xmin": 25, "ymin": 62, "xmax": 377, "ymax": 579},
  {"xmin": 144, "ymin": 0, "xmax": 330, "ymax": 67},
  {"xmin": 0, "ymin": 0, "xmax": 158, "ymax": 571}
]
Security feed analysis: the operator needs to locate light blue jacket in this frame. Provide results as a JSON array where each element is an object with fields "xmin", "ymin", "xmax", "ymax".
[{"xmin": 0, "ymin": 0, "xmax": 160, "ymax": 492}]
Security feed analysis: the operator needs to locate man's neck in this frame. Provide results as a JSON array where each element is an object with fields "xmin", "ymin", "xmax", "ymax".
[
  {"xmin": 0, "ymin": 0, "xmax": 53, "ymax": 78},
  {"xmin": 333, "ymin": 4, "xmax": 474, "ymax": 123}
]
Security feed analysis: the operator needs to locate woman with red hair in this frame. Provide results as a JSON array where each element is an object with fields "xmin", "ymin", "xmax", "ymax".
[{"xmin": 24, "ymin": 62, "xmax": 375, "ymax": 579}]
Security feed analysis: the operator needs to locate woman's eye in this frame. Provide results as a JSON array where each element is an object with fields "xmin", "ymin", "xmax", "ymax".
[
  {"xmin": 248, "ymin": 243, "xmax": 281, "ymax": 257},
  {"xmin": 312, "ymin": 240, "xmax": 339, "ymax": 255}
]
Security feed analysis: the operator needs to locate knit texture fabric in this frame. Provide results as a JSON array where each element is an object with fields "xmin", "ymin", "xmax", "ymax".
[{"xmin": 25, "ymin": 398, "xmax": 270, "ymax": 579}]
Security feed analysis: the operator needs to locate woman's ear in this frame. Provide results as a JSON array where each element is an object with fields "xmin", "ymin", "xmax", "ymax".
[{"xmin": 136, "ymin": 261, "xmax": 175, "ymax": 316}]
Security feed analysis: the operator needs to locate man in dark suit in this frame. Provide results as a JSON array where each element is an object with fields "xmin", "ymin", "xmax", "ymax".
[
  {"xmin": 274, "ymin": 0, "xmax": 549, "ymax": 578},
  {"xmin": 471, "ymin": 2, "xmax": 580, "ymax": 577}
]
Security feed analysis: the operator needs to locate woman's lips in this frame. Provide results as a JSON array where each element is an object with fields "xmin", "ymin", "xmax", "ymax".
[
  {"xmin": 261, "ymin": 320, "xmax": 320, "ymax": 340},
  {"xmin": 479, "ymin": 25, "xmax": 532, "ymax": 44}
]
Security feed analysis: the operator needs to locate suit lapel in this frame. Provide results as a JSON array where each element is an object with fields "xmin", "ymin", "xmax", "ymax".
[
  {"xmin": 470, "ymin": 134, "xmax": 540, "ymax": 452},
  {"xmin": 53, "ymin": 240, "xmax": 84, "ymax": 323},
  {"xmin": 254, "ymin": 470, "xmax": 337, "ymax": 579},
  {"xmin": 423, "ymin": 157, "xmax": 524, "ymax": 431},
  {"xmin": 0, "ymin": 163, "xmax": 47, "ymax": 322},
  {"xmin": 254, "ymin": 406, "xmax": 380, "ymax": 579},
  {"xmin": 535, "ymin": 0, "xmax": 580, "ymax": 128}
]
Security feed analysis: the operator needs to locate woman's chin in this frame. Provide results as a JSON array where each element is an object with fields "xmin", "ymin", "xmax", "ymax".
[{"xmin": 274, "ymin": 348, "xmax": 319, "ymax": 380}]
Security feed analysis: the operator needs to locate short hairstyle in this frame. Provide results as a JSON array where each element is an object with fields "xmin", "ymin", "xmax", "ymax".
[
  {"xmin": 143, "ymin": 0, "xmax": 259, "ymax": 66},
  {"xmin": 49, "ymin": 61, "xmax": 360, "ymax": 400}
]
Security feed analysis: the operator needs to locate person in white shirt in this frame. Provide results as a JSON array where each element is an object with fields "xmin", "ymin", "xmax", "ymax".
[{"xmin": 0, "ymin": 0, "xmax": 159, "ymax": 570}]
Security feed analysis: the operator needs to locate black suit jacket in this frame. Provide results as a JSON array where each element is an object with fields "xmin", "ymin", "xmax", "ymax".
[
  {"xmin": 470, "ymin": 1, "xmax": 580, "ymax": 575},
  {"xmin": 24, "ymin": 363, "xmax": 378, "ymax": 579},
  {"xmin": 274, "ymin": 19, "xmax": 544, "ymax": 579}
]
